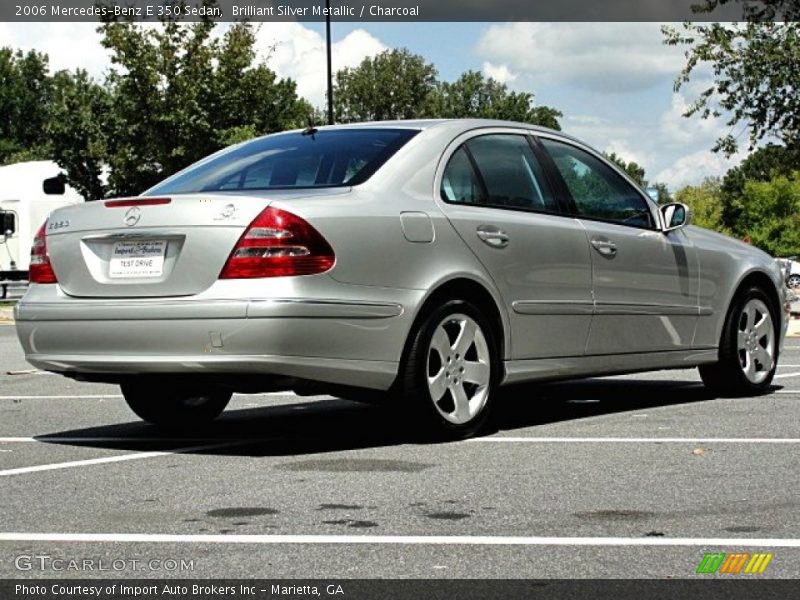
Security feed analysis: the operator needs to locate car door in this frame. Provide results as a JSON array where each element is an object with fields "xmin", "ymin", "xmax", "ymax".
[
  {"xmin": 536, "ymin": 136, "xmax": 699, "ymax": 354},
  {"xmin": 437, "ymin": 131, "xmax": 593, "ymax": 359}
]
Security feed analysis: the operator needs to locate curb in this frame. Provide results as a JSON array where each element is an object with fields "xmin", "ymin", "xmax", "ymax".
[{"xmin": 0, "ymin": 307, "xmax": 15, "ymax": 324}]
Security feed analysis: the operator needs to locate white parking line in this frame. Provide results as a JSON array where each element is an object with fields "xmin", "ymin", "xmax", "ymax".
[
  {"xmin": 0, "ymin": 395, "xmax": 122, "ymax": 400},
  {"xmin": 470, "ymin": 437, "xmax": 800, "ymax": 444},
  {"xmin": 0, "ymin": 532, "xmax": 798, "ymax": 547},
  {"xmin": 0, "ymin": 437, "xmax": 249, "ymax": 443},
  {"xmin": 0, "ymin": 440, "xmax": 254, "ymax": 477},
  {"xmin": 775, "ymin": 372, "xmax": 800, "ymax": 379},
  {"xmin": 0, "ymin": 392, "xmax": 301, "ymax": 400}
]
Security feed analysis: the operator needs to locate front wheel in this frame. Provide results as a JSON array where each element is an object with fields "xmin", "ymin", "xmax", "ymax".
[
  {"xmin": 400, "ymin": 300, "xmax": 499, "ymax": 439},
  {"xmin": 699, "ymin": 286, "xmax": 778, "ymax": 396},
  {"xmin": 121, "ymin": 379, "xmax": 232, "ymax": 427}
]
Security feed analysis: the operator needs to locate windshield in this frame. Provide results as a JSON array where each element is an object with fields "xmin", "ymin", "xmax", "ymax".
[{"xmin": 145, "ymin": 128, "xmax": 419, "ymax": 195}]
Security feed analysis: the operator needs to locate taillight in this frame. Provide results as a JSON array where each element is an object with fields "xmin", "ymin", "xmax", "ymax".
[
  {"xmin": 219, "ymin": 207, "xmax": 335, "ymax": 279},
  {"xmin": 104, "ymin": 197, "xmax": 171, "ymax": 208},
  {"xmin": 30, "ymin": 221, "xmax": 58, "ymax": 284}
]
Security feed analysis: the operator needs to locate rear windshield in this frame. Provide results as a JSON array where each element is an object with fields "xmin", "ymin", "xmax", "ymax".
[{"xmin": 145, "ymin": 128, "xmax": 419, "ymax": 195}]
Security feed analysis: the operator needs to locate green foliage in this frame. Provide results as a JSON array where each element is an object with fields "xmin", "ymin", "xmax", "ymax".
[
  {"xmin": 46, "ymin": 70, "xmax": 111, "ymax": 202},
  {"xmin": 663, "ymin": 21, "xmax": 800, "ymax": 155},
  {"xmin": 733, "ymin": 173, "xmax": 800, "ymax": 256},
  {"xmin": 604, "ymin": 152, "xmax": 646, "ymax": 187},
  {"xmin": 1, "ymin": 18, "xmax": 310, "ymax": 200},
  {"xmin": 603, "ymin": 152, "xmax": 672, "ymax": 203},
  {"xmin": 721, "ymin": 144, "xmax": 800, "ymax": 203},
  {"xmin": 0, "ymin": 48, "xmax": 53, "ymax": 164},
  {"xmin": 427, "ymin": 70, "xmax": 562, "ymax": 129},
  {"xmin": 78, "ymin": 19, "xmax": 311, "ymax": 198},
  {"xmin": 674, "ymin": 170, "xmax": 800, "ymax": 257},
  {"xmin": 691, "ymin": 0, "xmax": 800, "ymax": 21},
  {"xmin": 673, "ymin": 178, "xmax": 729, "ymax": 233},
  {"xmin": 334, "ymin": 49, "xmax": 438, "ymax": 122},
  {"xmin": 334, "ymin": 51, "xmax": 562, "ymax": 129},
  {"xmin": 649, "ymin": 182, "xmax": 673, "ymax": 205}
]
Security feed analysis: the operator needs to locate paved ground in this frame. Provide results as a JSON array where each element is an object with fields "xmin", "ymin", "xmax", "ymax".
[{"xmin": 1, "ymin": 322, "xmax": 799, "ymax": 580}]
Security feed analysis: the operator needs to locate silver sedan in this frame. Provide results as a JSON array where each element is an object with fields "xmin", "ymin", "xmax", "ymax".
[{"xmin": 14, "ymin": 120, "xmax": 788, "ymax": 437}]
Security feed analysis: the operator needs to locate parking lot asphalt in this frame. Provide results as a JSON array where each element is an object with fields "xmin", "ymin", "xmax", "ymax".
[{"xmin": 1, "ymin": 322, "xmax": 799, "ymax": 580}]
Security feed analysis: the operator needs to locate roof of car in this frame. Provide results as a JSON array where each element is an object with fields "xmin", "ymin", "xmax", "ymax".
[{"xmin": 303, "ymin": 118, "xmax": 583, "ymax": 145}]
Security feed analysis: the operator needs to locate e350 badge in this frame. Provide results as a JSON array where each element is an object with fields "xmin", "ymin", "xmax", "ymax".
[{"xmin": 47, "ymin": 219, "xmax": 70, "ymax": 232}]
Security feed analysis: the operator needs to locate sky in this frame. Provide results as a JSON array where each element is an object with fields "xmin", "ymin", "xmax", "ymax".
[{"xmin": 0, "ymin": 21, "xmax": 749, "ymax": 190}]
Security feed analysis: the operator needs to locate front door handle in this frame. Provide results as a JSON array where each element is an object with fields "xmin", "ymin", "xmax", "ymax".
[
  {"xmin": 591, "ymin": 238, "xmax": 617, "ymax": 257},
  {"xmin": 476, "ymin": 225, "xmax": 510, "ymax": 248}
]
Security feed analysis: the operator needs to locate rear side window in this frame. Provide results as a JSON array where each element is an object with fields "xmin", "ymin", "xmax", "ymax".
[
  {"xmin": 146, "ymin": 129, "xmax": 418, "ymax": 195},
  {"xmin": 441, "ymin": 148, "xmax": 485, "ymax": 204},
  {"xmin": 441, "ymin": 134, "xmax": 557, "ymax": 213},
  {"xmin": 539, "ymin": 138, "xmax": 653, "ymax": 228}
]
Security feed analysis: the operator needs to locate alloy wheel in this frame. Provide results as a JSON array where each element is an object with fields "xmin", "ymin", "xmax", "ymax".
[
  {"xmin": 737, "ymin": 298, "xmax": 775, "ymax": 384},
  {"xmin": 426, "ymin": 313, "xmax": 491, "ymax": 425}
]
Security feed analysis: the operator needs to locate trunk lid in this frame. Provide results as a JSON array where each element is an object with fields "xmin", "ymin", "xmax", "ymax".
[{"xmin": 45, "ymin": 190, "xmax": 344, "ymax": 298}]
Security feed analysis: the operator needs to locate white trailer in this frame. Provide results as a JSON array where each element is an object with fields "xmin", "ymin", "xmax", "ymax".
[{"xmin": 0, "ymin": 161, "xmax": 85, "ymax": 284}]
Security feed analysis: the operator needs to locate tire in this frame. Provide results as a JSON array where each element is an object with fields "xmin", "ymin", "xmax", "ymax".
[
  {"xmin": 121, "ymin": 379, "xmax": 232, "ymax": 427},
  {"xmin": 787, "ymin": 274, "xmax": 800, "ymax": 289},
  {"xmin": 699, "ymin": 286, "xmax": 778, "ymax": 397},
  {"xmin": 400, "ymin": 299, "xmax": 500, "ymax": 439}
]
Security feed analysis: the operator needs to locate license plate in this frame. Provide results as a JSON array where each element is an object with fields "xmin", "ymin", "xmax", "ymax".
[{"xmin": 109, "ymin": 240, "xmax": 167, "ymax": 279}]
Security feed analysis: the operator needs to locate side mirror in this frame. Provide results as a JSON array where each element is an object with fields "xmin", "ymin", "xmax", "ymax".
[
  {"xmin": 660, "ymin": 203, "xmax": 691, "ymax": 232},
  {"xmin": 43, "ymin": 175, "xmax": 66, "ymax": 195},
  {"xmin": 0, "ymin": 210, "xmax": 15, "ymax": 236}
]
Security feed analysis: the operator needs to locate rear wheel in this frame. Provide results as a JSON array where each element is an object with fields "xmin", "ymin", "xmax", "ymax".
[
  {"xmin": 121, "ymin": 379, "xmax": 232, "ymax": 427},
  {"xmin": 699, "ymin": 286, "xmax": 778, "ymax": 396},
  {"xmin": 787, "ymin": 274, "xmax": 800, "ymax": 289},
  {"xmin": 401, "ymin": 300, "xmax": 499, "ymax": 439}
]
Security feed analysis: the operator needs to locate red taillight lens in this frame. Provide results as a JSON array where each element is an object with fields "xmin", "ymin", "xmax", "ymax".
[
  {"xmin": 29, "ymin": 221, "xmax": 58, "ymax": 284},
  {"xmin": 219, "ymin": 207, "xmax": 335, "ymax": 279}
]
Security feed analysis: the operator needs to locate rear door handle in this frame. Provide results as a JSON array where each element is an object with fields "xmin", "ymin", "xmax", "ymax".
[
  {"xmin": 476, "ymin": 226, "xmax": 510, "ymax": 248},
  {"xmin": 591, "ymin": 238, "xmax": 617, "ymax": 257}
]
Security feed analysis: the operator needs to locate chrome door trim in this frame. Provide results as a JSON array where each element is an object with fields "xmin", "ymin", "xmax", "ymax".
[{"xmin": 512, "ymin": 300, "xmax": 594, "ymax": 315}]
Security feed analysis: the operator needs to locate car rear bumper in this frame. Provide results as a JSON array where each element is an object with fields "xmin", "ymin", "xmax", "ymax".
[{"xmin": 15, "ymin": 283, "xmax": 424, "ymax": 390}]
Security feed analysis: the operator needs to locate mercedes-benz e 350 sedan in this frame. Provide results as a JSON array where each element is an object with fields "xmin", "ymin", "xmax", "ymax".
[{"xmin": 15, "ymin": 120, "xmax": 788, "ymax": 437}]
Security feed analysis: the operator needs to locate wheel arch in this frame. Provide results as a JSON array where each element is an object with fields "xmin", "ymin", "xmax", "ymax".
[
  {"xmin": 396, "ymin": 276, "xmax": 510, "ymax": 387},
  {"xmin": 723, "ymin": 270, "xmax": 784, "ymax": 346}
]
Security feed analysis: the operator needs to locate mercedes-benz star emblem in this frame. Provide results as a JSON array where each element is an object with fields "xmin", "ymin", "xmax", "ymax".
[{"xmin": 124, "ymin": 207, "xmax": 142, "ymax": 227}]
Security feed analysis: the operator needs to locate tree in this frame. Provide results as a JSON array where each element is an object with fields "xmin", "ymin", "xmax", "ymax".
[
  {"xmin": 334, "ymin": 49, "xmax": 438, "ymax": 122},
  {"xmin": 691, "ymin": 0, "xmax": 800, "ymax": 21},
  {"xmin": 46, "ymin": 70, "xmax": 112, "ymax": 202},
  {"xmin": 46, "ymin": 17, "xmax": 311, "ymax": 200},
  {"xmin": 0, "ymin": 48, "xmax": 53, "ymax": 164},
  {"xmin": 603, "ymin": 152, "xmax": 672, "ymax": 203},
  {"xmin": 673, "ymin": 178, "xmax": 729, "ymax": 233},
  {"xmin": 427, "ymin": 70, "xmax": 561, "ymax": 129},
  {"xmin": 662, "ymin": 21, "xmax": 800, "ymax": 155},
  {"xmin": 604, "ymin": 152, "xmax": 646, "ymax": 187},
  {"xmin": 80, "ymin": 19, "xmax": 311, "ymax": 198},
  {"xmin": 718, "ymin": 144, "xmax": 800, "ymax": 229},
  {"xmin": 732, "ymin": 173, "xmax": 800, "ymax": 256}
]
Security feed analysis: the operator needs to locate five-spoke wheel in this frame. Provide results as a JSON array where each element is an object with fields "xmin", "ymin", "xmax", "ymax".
[
  {"xmin": 401, "ymin": 299, "xmax": 498, "ymax": 438},
  {"xmin": 700, "ymin": 286, "xmax": 778, "ymax": 396},
  {"xmin": 426, "ymin": 314, "xmax": 491, "ymax": 426}
]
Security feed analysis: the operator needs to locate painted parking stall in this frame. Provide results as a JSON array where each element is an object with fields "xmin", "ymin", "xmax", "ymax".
[{"xmin": 2, "ymin": 326, "xmax": 800, "ymax": 581}]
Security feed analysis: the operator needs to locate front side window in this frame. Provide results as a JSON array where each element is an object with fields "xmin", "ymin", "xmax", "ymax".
[
  {"xmin": 539, "ymin": 138, "xmax": 653, "ymax": 228},
  {"xmin": 146, "ymin": 129, "xmax": 418, "ymax": 195},
  {"xmin": 441, "ymin": 134, "xmax": 557, "ymax": 213}
]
